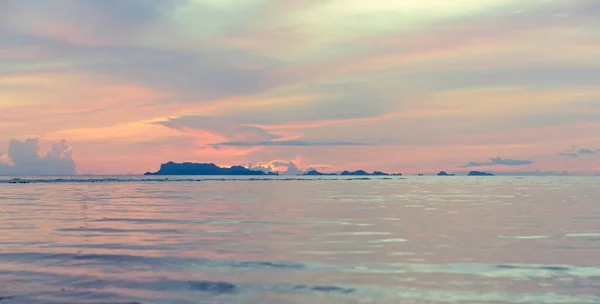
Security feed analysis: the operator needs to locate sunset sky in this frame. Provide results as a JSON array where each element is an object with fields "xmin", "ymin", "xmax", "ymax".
[{"xmin": 1, "ymin": 0, "xmax": 599, "ymax": 175}]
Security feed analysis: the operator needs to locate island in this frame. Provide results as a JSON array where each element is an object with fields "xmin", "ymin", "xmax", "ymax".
[
  {"xmin": 437, "ymin": 171, "xmax": 455, "ymax": 176},
  {"xmin": 302, "ymin": 170, "xmax": 400, "ymax": 176},
  {"xmin": 144, "ymin": 162, "xmax": 267, "ymax": 176},
  {"xmin": 146, "ymin": 162, "xmax": 404, "ymax": 177},
  {"xmin": 372, "ymin": 171, "xmax": 390, "ymax": 176},
  {"xmin": 468, "ymin": 171, "xmax": 495, "ymax": 176},
  {"xmin": 340, "ymin": 170, "xmax": 370, "ymax": 176},
  {"xmin": 302, "ymin": 170, "xmax": 337, "ymax": 176}
]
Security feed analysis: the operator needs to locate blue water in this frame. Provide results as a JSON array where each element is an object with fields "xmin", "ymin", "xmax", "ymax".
[{"xmin": 1, "ymin": 176, "xmax": 600, "ymax": 303}]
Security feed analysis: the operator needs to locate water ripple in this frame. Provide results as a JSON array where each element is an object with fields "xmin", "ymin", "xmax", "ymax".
[{"xmin": 2, "ymin": 176, "xmax": 600, "ymax": 303}]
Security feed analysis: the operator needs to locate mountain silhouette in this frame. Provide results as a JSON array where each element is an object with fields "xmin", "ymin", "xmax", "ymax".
[
  {"xmin": 303, "ymin": 170, "xmax": 399, "ymax": 176},
  {"xmin": 467, "ymin": 171, "xmax": 494, "ymax": 176},
  {"xmin": 145, "ymin": 162, "xmax": 267, "ymax": 176},
  {"xmin": 302, "ymin": 170, "xmax": 337, "ymax": 176}
]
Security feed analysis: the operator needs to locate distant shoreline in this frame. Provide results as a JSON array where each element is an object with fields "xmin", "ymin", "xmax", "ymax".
[
  {"xmin": 1, "ymin": 175, "xmax": 593, "ymax": 185},
  {"xmin": 0, "ymin": 162, "xmax": 582, "ymax": 177},
  {"xmin": 139, "ymin": 161, "xmax": 578, "ymax": 177}
]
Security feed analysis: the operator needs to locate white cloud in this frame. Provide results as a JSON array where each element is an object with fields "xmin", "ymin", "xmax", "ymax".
[
  {"xmin": 249, "ymin": 157, "xmax": 305, "ymax": 175},
  {"xmin": 0, "ymin": 138, "xmax": 76, "ymax": 175}
]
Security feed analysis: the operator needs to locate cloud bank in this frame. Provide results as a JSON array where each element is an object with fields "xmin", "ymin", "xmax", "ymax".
[{"xmin": 0, "ymin": 139, "xmax": 76, "ymax": 175}]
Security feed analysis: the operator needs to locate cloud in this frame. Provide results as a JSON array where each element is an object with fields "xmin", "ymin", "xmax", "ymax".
[
  {"xmin": 155, "ymin": 115, "xmax": 372, "ymax": 148},
  {"xmin": 247, "ymin": 163, "xmax": 273, "ymax": 173},
  {"xmin": 272, "ymin": 161, "xmax": 303, "ymax": 175},
  {"xmin": 0, "ymin": 138, "xmax": 76, "ymax": 175},
  {"xmin": 578, "ymin": 148, "xmax": 596, "ymax": 154},
  {"xmin": 460, "ymin": 157, "xmax": 533, "ymax": 168},
  {"xmin": 249, "ymin": 157, "xmax": 305, "ymax": 175},
  {"xmin": 557, "ymin": 152, "xmax": 579, "ymax": 158},
  {"xmin": 212, "ymin": 140, "xmax": 369, "ymax": 147},
  {"xmin": 557, "ymin": 146, "xmax": 598, "ymax": 157},
  {"xmin": 155, "ymin": 117, "xmax": 281, "ymax": 143},
  {"xmin": 0, "ymin": 0, "xmax": 185, "ymax": 45},
  {"xmin": 1, "ymin": 12, "xmax": 288, "ymax": 107},
  {"xmin": 153, "ymin": 82, "xmax": 392, "ymax": 130}
]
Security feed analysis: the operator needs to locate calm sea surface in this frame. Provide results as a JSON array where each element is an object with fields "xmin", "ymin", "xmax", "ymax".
[{"xmin": 1, "ymin": 176, "xmax": 600, "ymax": 304}]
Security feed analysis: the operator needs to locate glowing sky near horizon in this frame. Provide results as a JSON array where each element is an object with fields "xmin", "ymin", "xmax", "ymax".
[{"xmin": 1, "ymin": 0, "xmax": 599, "ymax": 175}]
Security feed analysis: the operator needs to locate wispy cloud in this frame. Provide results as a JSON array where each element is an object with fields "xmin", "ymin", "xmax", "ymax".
[
  {"xmin": 557, "ymin": 152, "xmax": 579, "ymax": 158},
  {"xmin": 211, "ymin": 140, "xmax": 369, "ymax": 147},
  {"xmin": 557, "ymin": 146, "xmax": 599, "ymax": 157},
  {"xmin": 155, "ymin": 117, "xmax": 282, "ymax": 143},
  {"xmin": 578, "ymin": 148, "xmax": 596, "ymax": 155},
  {"xmin": 460, "ymin": 157, "xmax": 533, "ymax": 168}
]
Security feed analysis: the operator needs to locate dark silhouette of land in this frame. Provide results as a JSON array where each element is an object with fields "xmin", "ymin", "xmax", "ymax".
[
  {"xmin": 144, "ymin": 161, "xmax": 497, "ymax": 177},
  {"xmin": 372, "ymin": 171, "xmax": 390, "ymax": 176},
  {"xmin": 302, "ymin": 170, "xmax": 337, "ymax": 176},
  {"xmin": 302, "ymin": 170, "xmax": 401, "ymax": 176},
  {"xmin": 468, "ymin": 171, "xmax": 495, "ymax": 176},
  {"xmin": 145, "ymin": 162, "xmax": 267, "ymax": 176},
  {"xmin": 341, "ymin": 170, "xmax": 369, "ymax": 176}
]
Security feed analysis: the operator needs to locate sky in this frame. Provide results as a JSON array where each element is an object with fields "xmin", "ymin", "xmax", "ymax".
[{"xmin": 1, "ymin": 0, "xmax": 599, "ymax": 175}]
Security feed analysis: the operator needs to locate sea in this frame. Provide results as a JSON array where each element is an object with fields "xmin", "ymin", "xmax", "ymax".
[{"xmin": 1, "ymin": 175, "xmax": 599, "ymax": 304}]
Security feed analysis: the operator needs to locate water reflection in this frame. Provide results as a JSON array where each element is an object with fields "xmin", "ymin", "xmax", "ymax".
[{"xmin": 0, "ymin": 177, "xmax": 599, "ymax": 303}]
